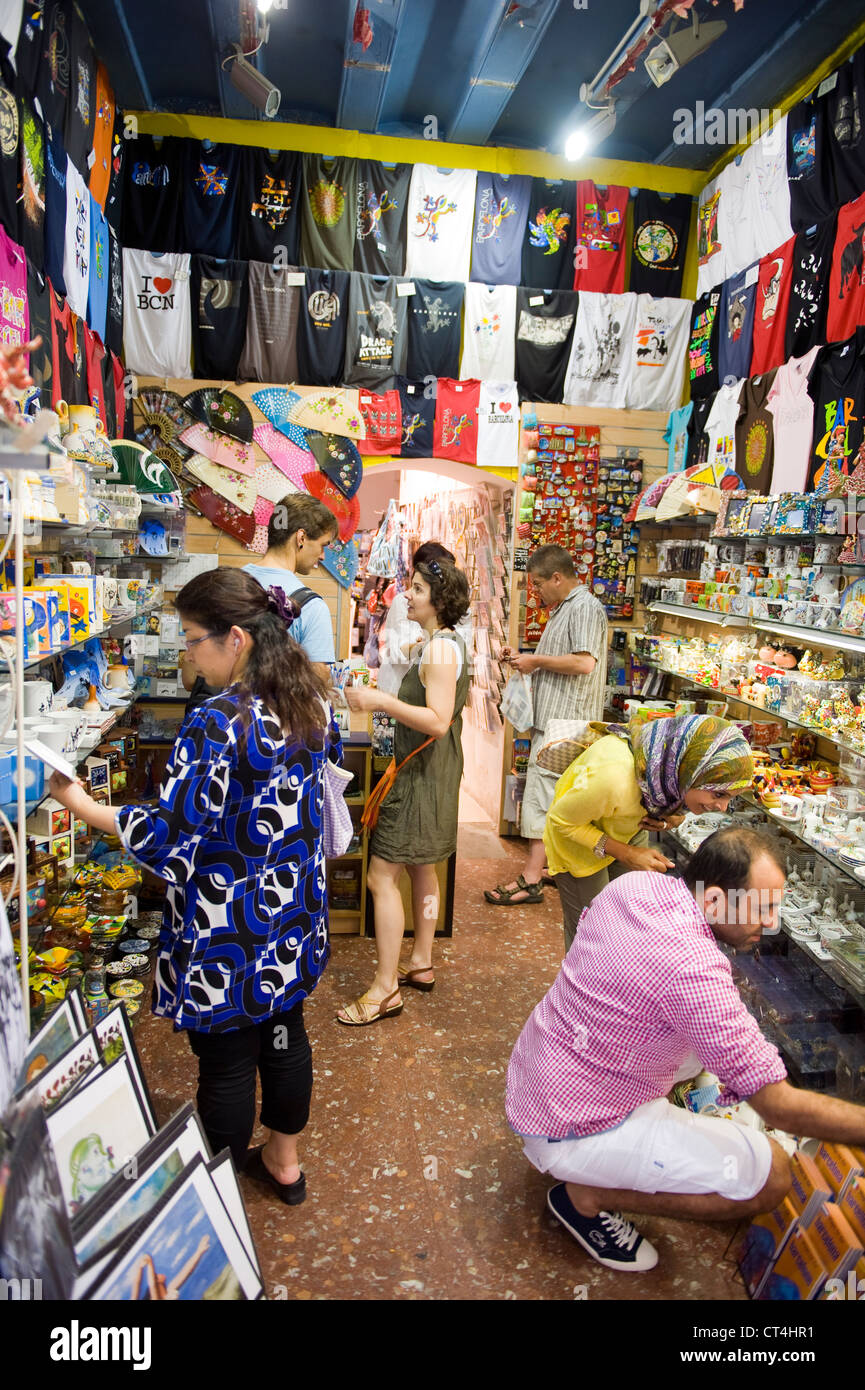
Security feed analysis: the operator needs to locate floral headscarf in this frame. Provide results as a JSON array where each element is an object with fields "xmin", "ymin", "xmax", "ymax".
[{"xmin": 631, "ymin": 714, "xmax": 753, "ymax": 817}]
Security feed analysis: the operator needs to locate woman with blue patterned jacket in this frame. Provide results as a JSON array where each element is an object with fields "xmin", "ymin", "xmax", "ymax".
[{"xmin": 49, "ymin": 568, "xmax": 340, "ymax": 1207}]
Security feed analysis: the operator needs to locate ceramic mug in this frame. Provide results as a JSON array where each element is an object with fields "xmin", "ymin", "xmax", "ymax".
[
  {"xmin": 22, "ymin": 679, "xmax": 53, "ymax": 717},
  {"xmin": 778, "ymin": 793, "xmax": 803, "ymax": 820}
]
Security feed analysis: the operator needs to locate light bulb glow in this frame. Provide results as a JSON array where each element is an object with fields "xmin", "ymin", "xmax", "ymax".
[{"xmin": 565, "ymin": 128, "xmax": 591, "ymax": 160}]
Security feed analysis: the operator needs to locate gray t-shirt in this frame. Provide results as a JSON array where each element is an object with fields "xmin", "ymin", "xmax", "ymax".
[
  {"xmin": 237, "ymin": 261, "xmax": 301, "ymax": 383},
  {"xmin": 343, "ymin": 272, "xmax": 408, "ymax": 390},
  {"xmin": 354, "ymin": 161, "xmax": 411, "ymax": 277},
  {"xmin": 301, "ymin": 154, "xmax": 357, "ymax": 272}
]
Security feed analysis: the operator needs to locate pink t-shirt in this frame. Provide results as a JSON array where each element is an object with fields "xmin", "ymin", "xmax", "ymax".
[
  {"xmin": 767, "ymin": 346, "xmax": 820, "ymax": 494},
  {"xmin": 0, "ymin": 227, "xmax": 28, "ymax": 349}
]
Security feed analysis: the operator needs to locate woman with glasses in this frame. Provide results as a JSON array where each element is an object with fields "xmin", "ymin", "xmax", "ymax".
[
  {"xmin": 48, "ymin": 569, "xmax": 339, "ymax": 1207},
  {"xmin": 337, "ymin": 558, "xmax": 470, "ymax": 1025}
]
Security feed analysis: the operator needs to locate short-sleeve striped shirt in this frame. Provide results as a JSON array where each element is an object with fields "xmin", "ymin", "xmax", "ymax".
[{"xmin": 531, "ymin": 584, "xmax": 608, "ymax": 732}]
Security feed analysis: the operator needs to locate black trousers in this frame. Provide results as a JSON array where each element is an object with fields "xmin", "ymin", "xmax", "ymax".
[{"xmin": 187, "ymin": 1005, "xmax": 313, "ymax": 1169}]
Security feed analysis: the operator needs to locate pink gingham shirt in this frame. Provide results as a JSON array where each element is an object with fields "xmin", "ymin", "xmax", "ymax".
[{"xmin": 506, "ymin": 873, "xmax": 787, "ymax": 1139}]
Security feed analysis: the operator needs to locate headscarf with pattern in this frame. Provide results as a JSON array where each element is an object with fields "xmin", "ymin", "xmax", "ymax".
[{"xmin": 631, "ymin": 714, "xmax": 754, "ymax": 817}]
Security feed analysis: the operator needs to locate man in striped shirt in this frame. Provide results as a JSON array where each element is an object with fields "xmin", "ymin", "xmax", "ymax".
[
  {"xmin": 486, "ymin": 544, "xmax": 608, "ymax": 906},
  {"xmin": 507, "ymin": 827, "xmax": 865, "ymax": 1272}
]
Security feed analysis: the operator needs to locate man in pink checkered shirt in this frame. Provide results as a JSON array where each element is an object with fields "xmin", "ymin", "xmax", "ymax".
[{"xmin": 507, "ymin": 827, "xmax": 865, "ymax": 1273}]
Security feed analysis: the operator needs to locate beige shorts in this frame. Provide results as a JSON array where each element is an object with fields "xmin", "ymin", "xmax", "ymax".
[{"xmin": 520, "ymin": 730, "xmax": 559, "ymax": 840}]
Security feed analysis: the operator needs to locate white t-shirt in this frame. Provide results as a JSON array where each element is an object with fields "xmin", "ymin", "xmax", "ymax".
[
  {"xmin": 695, "ymin": 173, "xmax": 727, "ymax": 297},
  {"xmin": 625, "ymin": 295, "xmax": 691, "ymax": 412},
  {"xmin": 122, "ymin": 248, "xmax": 192, "ymax": 377},
  {"xmin": 704, "ymin": 379, "xmax": 743, "ymax": 474},
  {"xmin": 404, "ymin": 165, "xmax": 477, "ymax": 283},
  {"xmin": 752, "ymin": 117, "xmax": 793, "ymax": 263},
  {"xmin": 476, "ymin": 380, "xmax": 519, "ymax": 467},
  {"xmin": 718, "ymin": 149, "xmax": 759, "ymax": 284},
  {"xmin": 460, "ymin": 282, "xmax": 516, "ymax": 379},
  {"xmin": 563, "ymin": 291, "xmax": 637, "ymax": 409},
  {"xmin": 63, "ymin": 158, "xmax": 90, "ymax": 319},
  {"xmin": 767, "ymin": 346, "xmax": 819, "ymax": 494}
]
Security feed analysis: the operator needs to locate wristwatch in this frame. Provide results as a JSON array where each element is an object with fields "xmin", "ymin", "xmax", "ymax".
[{"xmin": 593, "ymin": 834, "xmax": 608, "ymax": 859}]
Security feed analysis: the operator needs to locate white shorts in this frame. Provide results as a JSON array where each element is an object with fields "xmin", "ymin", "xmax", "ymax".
[
  {"xmin": 522, "ymin": 1098, "xmax": 773, "ymax": 1201},
  {"xmin": 520, "ymin": 731, "xmax": 559, "ymax": 840}
]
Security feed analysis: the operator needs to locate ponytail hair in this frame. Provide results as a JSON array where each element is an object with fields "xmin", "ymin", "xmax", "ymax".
[{"xmin": 175, "ymin": 569, "xmax": 328, "ymax": 747}]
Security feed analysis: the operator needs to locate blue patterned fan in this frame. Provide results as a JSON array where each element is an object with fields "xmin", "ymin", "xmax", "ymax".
[
  {"xmin": 320, "ymin": 537, "xmax": 360, "ymax": 590},
  {"xmin": 251, "ymin": 387, "xmax": 309, "ymax": 449}
]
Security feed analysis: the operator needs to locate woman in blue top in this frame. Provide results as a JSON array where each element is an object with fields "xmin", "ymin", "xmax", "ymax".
[{"xmin": 49, "ymin": 569, "xmax": 340, "ymax": 1206}]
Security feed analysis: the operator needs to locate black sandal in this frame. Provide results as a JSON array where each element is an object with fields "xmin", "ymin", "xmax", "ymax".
[{"xmin": 483, "ymin": 874, "xmax": 544, "ymax": 906}]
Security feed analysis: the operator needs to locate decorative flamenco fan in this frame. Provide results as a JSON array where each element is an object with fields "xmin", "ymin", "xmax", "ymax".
[
  {"xmin": 288, "ymin": 389, "xmax": 367, "ymax": 441},
  {"xmin": 135, "ymin": 388, "xmax": 194, "ymax": 460},
  {"xmin": 251, "ymin": 388, "xmax": 310, "ymax": 449},
  {"xmin": 302, "ymin": 469, "xmax": 360, "ymax": 542},
  {"xmin": 320, "ymin": 537, "xmax": 360, "ymax": 590},
  {"xmin": 110, "ymin": 441, "xmax": 179, "ymax": 495},
  {"xmin": 182, "ymin": 388, "xmax": 254, "ymax": 444},
  {"xmin": 306, "ymin": 432, "xmax": 362, "ymax": 500},
  {"xmin": 252, "ymin": 423, "xmax": 314, "ymax": 490}
]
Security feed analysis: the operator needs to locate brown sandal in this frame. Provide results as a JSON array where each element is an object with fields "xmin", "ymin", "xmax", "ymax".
[
  {"xmin": 336, "ymin": 987, "xmax": 404, "ymax": 1026},
  {"xmin": 484, "ymin": 874, "xmax": 544, "ymax": 906},
  {"xmin": 397, "ymin": 966, "xmax": 435, "ymax": 992}
]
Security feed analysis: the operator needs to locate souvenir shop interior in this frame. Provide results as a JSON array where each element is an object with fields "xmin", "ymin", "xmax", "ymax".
[{"xmin": 2, "ymin": 0, "xmax": 865, "ymax": 1310}]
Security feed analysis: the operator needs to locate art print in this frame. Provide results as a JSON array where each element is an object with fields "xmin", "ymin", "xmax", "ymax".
[
  {"xmin": 94, "ymin": 1006, "xmax": 157, "ymax": 1130},
  {"xmin": 207, "ymin": 1151, "xmax": 261, "ymax": 1275},
  {"xmin": 16, "ymin": 990, "xmax": 87, "ymax": 1091},
  {"xmin": 22, "ymin": 1029, "xmax": 103, "ymax": 1113},
  {"xmin": 0, "ymin": 1104, "xmax": 77, "ymax": 1299}
]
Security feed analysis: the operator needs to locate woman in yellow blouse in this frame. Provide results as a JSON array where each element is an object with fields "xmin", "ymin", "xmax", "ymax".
[{"xmin": 544, "ymin": 714, "xmax": 754, "ymax": 952}]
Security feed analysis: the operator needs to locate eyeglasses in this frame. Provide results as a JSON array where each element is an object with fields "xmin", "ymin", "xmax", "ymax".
[{"xmin": 183, "ymin": 632, "xmax": 215, "ymax": 650}]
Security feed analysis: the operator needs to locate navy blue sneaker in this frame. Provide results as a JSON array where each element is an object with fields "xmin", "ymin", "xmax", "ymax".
[{"xmin": 546, "ymin": 1184, "xmax": 658, "ymax": 1272}]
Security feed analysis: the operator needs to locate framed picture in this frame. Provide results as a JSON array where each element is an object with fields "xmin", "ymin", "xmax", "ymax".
[
  {"xmin": 207, "ymin": 1150, "xmax": 262, "ymax": 1276},
  {"xmin": 713, "ymin": 493, "xmax": 750, "ymax": 536},
  {"xmin": 18, "ymin": 1028, "xmax": 103, "ymax": 1114},
  {"xmin": 817, "ymin": 496, "xmax": 845, "ymax": 535},
  {"xmin": 0, "ymin": 1102, "xmax": 78, "ymax": 1300},
  {"xmin": 46, "ymin": 1054, "xmax": 156, "ymax": 1220},
  {"xmin": 725, "ymin": 495, "xmax": 755, "ymax": 536},
  {"xmin": 771, "ymin": 494, "xmax": 818, "ymax": 535},
  {"xmin": 93, "ymin": 1007, "xmax": 157, "ymax": 1132},
  {"xmin": 16, "ymin": 991, "xmax": 87, "ymax": 1095},
  {"xmin": 82, "ymin": 1155, "xmax": 263, "ymax": 1301},
  {"xmin": 741, "ymin": 497, "xmax": 775, "ymax": 536},
  {"xmin": 71, "ymin": 1104, "xmax": 211, "ymax": 1274}
]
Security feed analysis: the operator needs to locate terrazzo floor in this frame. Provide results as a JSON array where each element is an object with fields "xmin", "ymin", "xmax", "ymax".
[{"xmin": 135, "ymin": 832, "xmax": 746, "ymax": 1302}]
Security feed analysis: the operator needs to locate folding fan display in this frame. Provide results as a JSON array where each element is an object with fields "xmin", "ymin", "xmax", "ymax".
[
  {"xmin": 135, "ymin": 388, "xmax": 194, "ymax": 459},
  {"xmin": 179, "ymin": 423, "xmax": 256, "ymax": 475},
  {"xmin": 251, "ymin": 388, "xmax": 310, "ymax": 450},
  {"xmin": 321, "ymin": 537, "xmax": 360, "ymax": 590},
  {"xmin": 288, "ymin": 389, "xmax": 367, "ymax": 441},
  {"xmin": 306, "ymin": 432, "xmax": 362, "ymax": 500},
  {"xmin": 182, "ymin": 388, "xmax": 254, "ymax": 444},
  {"xmin": 253, "ymin": 459, "xmax": 299, "ymax": 505},
  {"xmin": 183, "ymin": 454, "xmax": 258, "ymax": 513},
  {"xmin": 252, "ymin": 424, "xmax": 313, "ymax": 490},
  {"xmin": 110, "ymin": 442, "xmax": 179, "ymax": 495},
  {"xmin": 187, "ymin": 485, "xmax": 257, "ymax": 546},
  {"xmin": 136, "ymin": 422, "xmax": 191, "ymax": 463},
  {"xmin": 302, "ymin": 470, "xmax": 360, "ymax": 542}
]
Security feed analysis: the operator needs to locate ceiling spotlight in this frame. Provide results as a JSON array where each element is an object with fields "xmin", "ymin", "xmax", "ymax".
[
  {"xmin": 645, "ymin": 11, "xmax": 727, "ymax": 87},
  {"xmin": 257, "ymin": 0, "xmax": 274, "ymax": 12},
  {"xmin": 565, "ymin": 104, "xmax": 616, "ymax": 160},
  {"xmin": 229, "ymin": 45, "xmax": 281, "ymax": 117}
]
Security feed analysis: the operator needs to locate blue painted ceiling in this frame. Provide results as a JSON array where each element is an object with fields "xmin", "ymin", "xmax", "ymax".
[{"xmin": 80, "ymin": 0, "xmax": 865, "ymax": 171}]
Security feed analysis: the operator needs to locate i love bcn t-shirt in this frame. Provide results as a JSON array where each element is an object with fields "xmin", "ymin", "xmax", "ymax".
[{"xmin": 122, "ymin": 248, "xmax": 191, "ymax": 377}]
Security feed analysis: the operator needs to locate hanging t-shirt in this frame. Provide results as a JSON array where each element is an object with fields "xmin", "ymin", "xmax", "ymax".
[
  {"xmin": 718, "ymin": 150, "xmax": 759, "ymax": 284},
  {"xmin": 191, "ymin": 256, "xmax": 250, "ymax": 381},
  {"xmin": 664, "ymin": 401, "xmax": 693, "ymax": 473},
  {"xmin": 397, "ymin": 376, "xmax": 435, "ymax": 458},
  {"xmin": 787, "ymin": 94, "xmax": 836, "ymax": 233},
  {"xmin": 110, "ymin": 349, "xmax": 129, "ymax": 438},
  {"xmin": 62, "ymin": 155, "xmax": 89, "ymax": 318},
  {"xmin": 573, "ymin": 181, "xmax": 629, "ymax": 294},
  {"xmin": 460, "ymin": 281, "xmax": 516, "ymax": 381},
  {"xmin": 827, "ymin": 47, "xmax": 865, "ymax": 209},
  {"xmin": 26, "ymin": 262, "xmax": 51, "ymax": 405},
  {"xmin": 752, "ymin": 119, "xmax": 793, "ymax": 261},
  {"xmin": 181, "ymin": 141, "xmax": 241, "ymax": 259},
  {"xmin": 826, "ymin": 191, "xmax": 865, "ymax": 347},
  {"xmin": 563, "ymin": 290, "xmax": 636, "ymax": 410},
  {"xmin": 343, "ymin": 271, "xmax": 408, "ymax": 390},
  {"xmin": 122, "ymin": 134, "xmax": 182, "ymax": 254},
  {"xmin": 750, "ymin": 237, "xmax": 795, "ymax": 376},
  {"xmin": 469, "ymin": 171, "xmax": 530, "ymax": 286},
  {"xmin": 87, "ymin": 193, "xmax": 108, "ymax": 339},
  {"xmin": 100, "ymin": 343, "xmax": 116, "ymax": 436},
  {"xmin": 686, "ymin": 393, "xmax": 714, "ymax": 468},
  {"xmin": 695, "ymin": 175, "xmax": 726, "ymax": 297},
  {"xmin": 521, "ymin": 177, "xmax": 576, "ymax": 291},
  {"xmin": 105, "ymin": 222, "xmax": 123, "ymax": 355},
  {"xmin": 16, "ymin": 3, "xmax": 44, "ymax": 102},
  {"xmin": 476, "ymin": 380, "xmax": 519, "ymax": 467},
  {"xmin": 36, "ymin": 1, "xmax": 70, "ymax": 141},
  {"xmin": 807, "ymin": 335, "xmax": 865, "ymax": 490},
  {"xmin": 19, "ymin": 95, "xmax": 44, "ymax": 268},
  {"xmin": 718, "ymin": 265, "xmax": 758, "ymax": 386},
  {"xmin": 43, "ymin": 126, "xmax": 66, "ymax": 293},
  {"xmin": 103, "ymin": 106, "xmax": 124, "ymax": 232},
  {"xmin": 433, "ymin": 377, "xmax": 480, "ymax": 464},
  {"xmin": 301, "ymin": 154, "xmax": 357, "ymax": 272},
  {"xmin": 122, "ymin": 248, "xmax": 192, "ymax": 378},
  {"xmin": 515, "ymin": 287, "xmax": 577, "ymax": 403},
  {"xmin": 628, "ymin": 190, "xmax": 690, "ymax": 297},
  {"xmin": 767, "ymin": 346, "xmax": 820, "ymax": 493},
  {"xmin": 0, "ymin": 225, "xmax": 27, "ymax": 347},
  {"xmin": 405, "ymin": 165, "xmax": 476, "ymax": 284},
  {"xmin": 625, "ymin": 295, "xmax": 690, "ymax": 413},
  {"xmin": 735, "ymin": 371, "xmax": 776, "ymax": 493},
  {"xmin": 687, "ymin": 291, "xmax": 721, "ymax": 399},
  {"xmin": 49, "ymin": 288, "xmax": 87, "ymax": 406},
  {"xmin": 83, "ymin": 322, "xmax": 107, "ymax": 429},
  {"xmin": 784, "ymin": 214, "xmax": 835, "ymax": 361},
  {"xmin": 63, "ymin": 3, "xmax": 94, "ymax": 177},
  {"xmin": 87, "ymin": 61, "xmax": 114, "ymax": 212},
  {"xmin": 295, "ymin": 267, "xmax": 349, "ymax": 387},
  {"xmin": 236, "ymin": 260, "xmax": 301, "ymax": 384},
  {"xmin": 236, "ymin": 146, "xmax": 300, "ymax": 265},
  {"xmin": 354, "ymin": 160, "xmax": 411, "ymax": 277},
  {"xmin": 704, "ymin": 379, "xmax": 742, "ymax": 477},
  {"xmin": 406, "ymin": 278, "xmax": 464, "ymax": 381},
  {"xmin": 0, "ymin": 56, "xmax": 20, "ymax": 241},
  {"xmin": 357, "ymin": 389, "xmax": 402, "ymax": 456}
]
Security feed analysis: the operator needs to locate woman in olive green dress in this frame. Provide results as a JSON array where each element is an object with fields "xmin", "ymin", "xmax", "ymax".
[{"xmin": 339, "ymin": 558, "xmax": 471, "ymax": 1026}]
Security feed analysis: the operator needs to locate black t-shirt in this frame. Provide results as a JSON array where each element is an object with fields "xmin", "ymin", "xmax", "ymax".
[
  {"xmin": 295, "ymin": 267, "xmax": 349, "ymax": 387},
  {"xmin": 236, "ymin": 146, "xmax": 300, "ymax": 263},
  {"xmin": 105, "ymin": 222, "xmax": 123, "ymax": 355},
  {"xmin": 397, "ymin": 376, "xmax": 436, "ymax": 458},
  {"xmin": 784, "ymin": 214, "xmax": 836, "ymax": 361},
  {"xmin": 827, "ymin": 47, "xmax": 865, "ymax": 211},
  {"xmin": 36, "ymin": 1, "xmax": 70, "ymax": 141},
  {"xmin": 686, "ymin": 392, "xmax": 714, "ymax": 468},
  {"xmin": 181, "ymin": 141, "xmax": 241, "ymax": 258},
  {"xmin": 103, "ymin": 105, "xmax": 124, "ymax": 232},
  {"xmin": 15, "ymin": 3, "xmax": 44, "ymax": 102},
  {"xmin": 629, "ymin": 190, "xmax": 691, "ymax": 297},
  {"xmin": 807, "ymin": 333, "xmax": 865, "ymax": 490},
  {"xmin": 521, "ymin": 178, "xmax": 577, "ymax": 290},
  {"xmin": 687, "ymin": 290, "xmax": 721, "ymax": 400},
  {"xmin": 26, "ymin": 262, "xmax": 52, "ymax": 406},
  {"xmin": 19, "ymin": 94, "xmax": 44, "ymax": 267},
  {"xmin": 787, "ymin": 94, "xmax": 837, "ymax": 232},
  {"xmin": 122, "ymin": 133, "xmax": 182, "ymax": 254},
  {"xmin": 0, "ymin": 55, "xmax": 20, "ymax": 242},
  {"xmin": 191, "ymin": 255, "xmax": 250, "ymax": 380},
  {"xmin": 43, "ymin": 125, "xmax": 67, "ymax": 293},
  {"xmin": 63, "ymin": 2, "xmax": 95, "ymax": 177},
  {"xmin": 354, "ymin": 160, "xmax": 411, "ymax": 277},
  {"xmin": 514, "ymin": 287, "xmax": 577, "ymax": 402},
  {"xmin": 406, "ymin": 279, "xmax": 464, "ymax": 380}
]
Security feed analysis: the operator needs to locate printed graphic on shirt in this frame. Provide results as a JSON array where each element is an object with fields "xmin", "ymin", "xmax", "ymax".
[
  {"xmin": 0, "ymin": 85, "xmax": 17, "ymax": 157},
  {"xmin": 439, "ymin": 407, "xmax": 473, "ymax": 451},
  {"xmin": 790, "ymin": 252, "xmax": 825, "ymax": 338},
  {"xmin": 252, "ymin": 171, "xmax": 294, "ymax": 230},
  {"xmin": 790, "ymin": 115, "xmax": 816, "ymax": 177},
  {"xmin": 837, "ymin": 217, "xmax": 865, "ymax": 302},
  {"xmin": 0, "ymin": 284, "xmax": 26, "ymax": 345},
  {"xmin": 358, "ymin": 186, "xmax": 398, "ymax": 246},
  {"xmin": 814, "ymin": 396, "xmax": 858, "ymax": 467},
  {"xmin": 475, "ymin": 187, "xmax": 517, "ymax": 244},
  {"xmin": 475, "ymin": 310, "xmax": 501, "ymax": 341},
  {"xmin": 633, "ymin": 219, "xmax": 678, "ymax": 270},
  {"xmin": 579, "ymin": 199, "xmax": 622, "ymax": 253},
  {"xmin": 419, "ymin": 294, "xmax": 458, "ymax": 333},
  {"xmin": 744, "ymin": 420, "xmax": 770, "ymax": 478},
  {"xmin": 132, "ymin": 154, "xmax": 171, "ymax": 189},
  {"xmin": 689, "ymin": 294, "xmax": 719, "ymax": 382},
  {"xmin": 415, "ymin": 194, "xmax": 456, "ymax": 242},
  {"xmin": 528, "ymin": 206, "xmax": 570, "ymax": 256},
  {"xmin": 402, "ymin": 409, "xmax": 425, "ymax": 449},
  {"xmin": 635, "ymin": 312, "xmax": 670, "ymax": 366},
  {"xmin": 136, "ymin": 273, "xmax": 176, "ymax": 310},
  {"xmin": 309, "ymin": 178, "xmax": 346, "ymax": 227},
  {"xmin": 697, "ymin": 190, "xmax": 722, "ymax": 265},
  {"xmin": 309, "ymin": 285, "xmax": 341, "ymax": 322},
  {"xmin": 199, "ymin": 274, "xmax": 244, "ymax": 317},
  {"xmin": 759, "ymin": 255, "xmax": 785, "ymax": 323},
  {"xmin": 517, "ymin": 311, "xmax": 575, "ymax": 346},
  {"xmin": 195, "ymin": 162, "xmax": 229, "ymax": 197},
  {"xmin": 47, "ymin": 8, "xmax": 70, "ymax": 96},
  {"xmin": 21, "ymin": 108, "xmax": 43, "ymax": 228},
  {"xmin": 358, "ymin": 299, "xmax": 398, "ymax": 365},
  {"xmin": 76, "ymin": 56, "xmax": 90, "ymax": 128},
  {"xmin": 73, "ymin": 188, "xmax": 88, "ymax": 280},
  {"xmin": 727, "ymin": 291, "xmax": 747, "ymax": 340},
  {"xmin": 569, "ymin": 316, "xmax": 625, "ymax": 384}
]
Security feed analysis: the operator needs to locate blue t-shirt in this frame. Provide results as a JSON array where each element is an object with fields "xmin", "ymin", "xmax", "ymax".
[
  {"xmin": 44, "ymin": 130, "xmax": 67, "ymax": 296},
  {"xmin": 470, "ymin": 173, "xmax": 531, "ymax": 286},
  {"xmin": 718, "ymin": 265, "xmax": 757, "ymax": 386},
  {"xmin": 242, "ymin": 564, "xmax": 336, "ymax": 664},
  {"xmin": 664, "ymin": 403, "xmax": 694, "ymax": 473},
  {"xmin": 88, "ymin": 196, "xmax": 109, "ymax": 341}
]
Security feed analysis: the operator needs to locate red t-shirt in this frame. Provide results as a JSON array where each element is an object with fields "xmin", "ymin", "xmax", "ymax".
[
  {"xmin": 49, "ymin": 287, "xmax": 88, "ymax": 409},
  {"xmin": 573, "ymin": 182, "xmax": 629, "ymax": 294},
  {"xmin": 357, "ymin": 389, "xmax": 402, "ymax": 456},
  {"xmin": 826, "ymin": 190, "xmax": 865, "ymax": 346},
  {"xmin": 111, "ymin": 352, "xmax": 127, "ymax": 439},
  {"xmin": 84, "ymin": 325, "xmax": 108, "ymax": 432},
  {"xmin": 433, "ymin": 377, "xmax": 480, "ymax": 463},
  {"xmin": 750, "ymin": 237, "xmax": 795, "ymax": 376}
]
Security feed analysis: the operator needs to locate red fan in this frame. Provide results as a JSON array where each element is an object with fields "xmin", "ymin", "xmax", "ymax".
[
  {"xmin": 302, "ymin": 470, "xmax": 360, "ymax": 542},
  {"xmin": 187, "ymin": 486, "xmax": 257, "ymax": 546}
]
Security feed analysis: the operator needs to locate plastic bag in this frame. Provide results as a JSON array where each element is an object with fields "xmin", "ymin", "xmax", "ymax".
[
  {"xmin": 366, "ymin": 499, "xmax": 400, "ymax": 578},
  {"xmin": 500, "ymin": 672, "xmax": 533, "ymax": 732},
  {"xmin": 322, "ymin": 758, "xmax": 354, "ymax": 858}
]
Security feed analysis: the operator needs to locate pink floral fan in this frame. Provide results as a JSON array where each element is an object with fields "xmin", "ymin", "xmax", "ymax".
[{"xmin": 253, "ymin": 423, "xmax": 313, "ymax": 490}]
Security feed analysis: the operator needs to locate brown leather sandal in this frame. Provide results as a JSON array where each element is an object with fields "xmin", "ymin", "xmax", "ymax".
[
  {"xmin": 484, "ymin": 874, "xmax": 544, "ymax": 906},
  {"xmin": 397, "ymin": 966, "xmax": 435, "ymax": 992},
  {"xmin": 336, "ymin": 987, "xmax": 404, "ymax": 1026}
]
